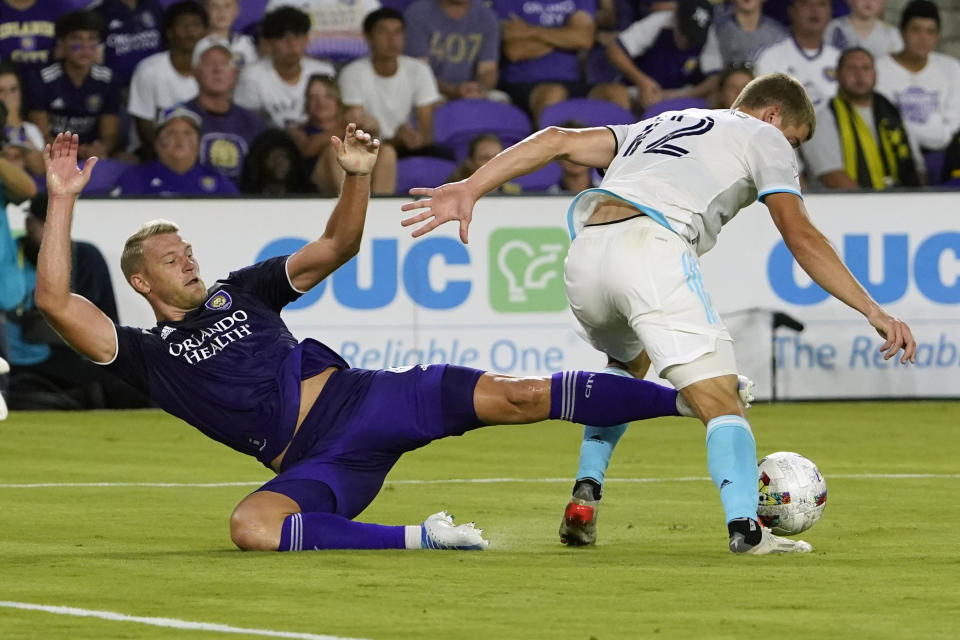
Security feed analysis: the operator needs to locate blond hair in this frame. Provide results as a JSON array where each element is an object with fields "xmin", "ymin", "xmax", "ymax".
[
  {"xmin": 120, "ymin": 219, "xmax": 181, "ymax": 283},
  {"xmin": 730, "ymin": 72, "xmax": 817, "ymax": 140}
]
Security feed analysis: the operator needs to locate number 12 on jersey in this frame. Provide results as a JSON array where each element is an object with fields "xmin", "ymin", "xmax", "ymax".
[{"xmin": 623, "ymin": 114, "xmax": 716, "ymax": 158}]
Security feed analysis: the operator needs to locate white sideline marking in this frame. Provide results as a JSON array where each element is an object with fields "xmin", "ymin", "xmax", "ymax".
[
  {"xmin": 0, "ymin": 601, "xmax": 368, "ymax": 640},
  {"xmin": 0, "ymin": 474, "xmax": 957, "ymax": 489}
]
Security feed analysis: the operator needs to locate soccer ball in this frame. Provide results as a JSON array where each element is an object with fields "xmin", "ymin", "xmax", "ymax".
[{"xmin": 757, "ymin": 451, "xmax": 827, "ymax": 536}]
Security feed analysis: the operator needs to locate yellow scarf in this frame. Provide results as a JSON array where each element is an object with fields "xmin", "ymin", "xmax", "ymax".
[{"xmin": 833, "ymin": 95, "xmax": 901, "ymax": 190}]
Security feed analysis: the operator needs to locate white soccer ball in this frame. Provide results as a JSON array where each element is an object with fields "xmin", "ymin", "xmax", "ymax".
[{"xmin": 757, "ymin": 451, "xmax": 827, "ymax": 536}]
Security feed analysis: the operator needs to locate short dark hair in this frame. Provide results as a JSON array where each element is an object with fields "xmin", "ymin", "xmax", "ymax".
[
  {"xmin": 260, "ymin": 6, "xmax": 311, "ymax": 39},
  {"xmin": 837, "ymin": 46, "xmax": 874, "ymax": 70},
  {"xmin": 55, "ymin": 10, "xmax": 104, "ymax": 40},
  {"xmin": 164, "ymin": 1, "xmax": 209, "ymax": 33},
  {"xmin": 0, "ymin": 60, "xmax": 21, "ymax": 79},
  {"xmin": 362, "ymin": 8, "xmax": 404, "ymax": 35},
  {"xmin": 900, "ymin": 0, "xmax": 939, "ymax": 30}
]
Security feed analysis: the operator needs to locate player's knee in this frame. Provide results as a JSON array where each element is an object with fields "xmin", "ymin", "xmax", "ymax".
[
  {"xmin": 501, "ymin": 378, "xmax": 545, "ymax": 421},
  {"xmin": 230, "ymin": 505, "xmax": 283, "ymax": 551}
]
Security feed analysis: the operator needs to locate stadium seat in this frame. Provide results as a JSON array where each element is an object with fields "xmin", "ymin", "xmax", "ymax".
[
  {"xmin": 395, "ymin": 156, "xmax": 458, "ymax": 196},
  {"xmin": 641, "ymin": 97, "xmax": 709, "ymax": 119},
  {"xmin": 84, "ymin": 158, "xmax": 134, "ymax": 196},
  {"xmin": 433, "ymin": 99, "xmax": 532, "ymax": 161},
  {"xmin": 539, "ymin": 98, "xmax": 636, "ymax": 128},
  {"xmin": 511, "ymin": 162, "xmax": 562, "ymax": 192}
]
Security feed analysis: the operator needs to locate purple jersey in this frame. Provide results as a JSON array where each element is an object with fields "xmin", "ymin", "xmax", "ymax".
[
  {"xmin": 403, "ymin": 0, "xmax": 500, "ymax": 85},
  {"xmin": 620, "ymin": 27, "xmax": 704, "ymax": 89},
  {"xmin": 102, "ymin": 256, "xmax": 350, "ymax": 466},
  {"xmin": 184, "ymin": 98, "xmax": 266, "ymax": 181},
  {"xmin": 0, "ymin": 0, "xmax": 82, "ymax": 69},
  {"xmin": 492, "ymin": 0, "xmax": 596, "ymax": 85},
  {"xmin": 25, "ymin": 62, "xmax": 120, "ymax": 144},
  {"xmin": 115, "ymin": 160, "xmax": 240, "ymax": 196},
  {"xmin": 93, "ymin": 0, "xmax": 165, "ymax": 86}
]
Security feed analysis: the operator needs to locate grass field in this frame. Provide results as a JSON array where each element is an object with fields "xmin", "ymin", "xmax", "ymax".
[{"xmin": 1, "ymin": 402, "xmax": 958, "ymax": 640}]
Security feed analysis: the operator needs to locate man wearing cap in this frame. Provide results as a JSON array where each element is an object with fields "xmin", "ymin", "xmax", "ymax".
[
  {"xmin": 25, "ymin": 10, "xmax": 120, "ymax": 161},
  {"xmin": 754, "ymin": 0, "xmax": 840, "ymax": 108},
  {"xmin": 594, "ymin": 0, "xmax": 716, "ymax": 112},
  {"xmin": 113, "ymin": 106, "xmax": 238, "ymax": 196},
  {"xmin": 127, "ymin": 1, "xmax": 209, "ymax": 159},
  {"xmin": 185, "ymin": 35, "xmax": 266, "ymax": 184}
]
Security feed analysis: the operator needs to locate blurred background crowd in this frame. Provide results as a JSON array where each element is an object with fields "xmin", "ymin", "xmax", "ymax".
[
  {"xmin": 0, "ymin": 0, "xmax": 954, "ymax": 198},
  {"xmin": 0, "ymin": 0, "xmax": 958, "ymax": 411}
]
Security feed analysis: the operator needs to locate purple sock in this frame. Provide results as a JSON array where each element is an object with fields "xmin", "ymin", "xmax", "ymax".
[
  {"xmin": 549, "ymin": 371, "xmax": 679, "ymax": 425},
  {"xmin": 278, "ymin": 512, "xmax": 406, "ymax": 551}
]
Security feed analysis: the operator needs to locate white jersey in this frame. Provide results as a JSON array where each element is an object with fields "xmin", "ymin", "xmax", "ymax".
[
  {"xmin": 874, "ymin": 52, "xmax": 960, "ymax": 151},
  {"xmin": 754, "ymin": 38, "xmax": 839, "ymax": 108},
  {"xmin": 568, "ymin": 108, "xmax": 800, "ymax": 256}
]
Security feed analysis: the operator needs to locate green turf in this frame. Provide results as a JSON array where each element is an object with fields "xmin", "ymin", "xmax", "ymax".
[{"xmin": 1, "ymin": 402, "xmax": 958, "ymax": 639}]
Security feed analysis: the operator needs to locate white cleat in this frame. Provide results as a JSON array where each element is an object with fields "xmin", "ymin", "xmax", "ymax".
[
  {"xmin": 677, "ymin": 375, "xmax": 755, "ymax": 418},
  {"xmin": 730, "ymin": 526, "xmax": 813, "ymax": 555},
  {"xmin": 420, "ymin": 511, "xmax": 489, "ymax": 550}
]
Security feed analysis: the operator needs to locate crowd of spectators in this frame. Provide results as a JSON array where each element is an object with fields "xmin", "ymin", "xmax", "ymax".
[{"xmin": 0, "ymin": 0, "xmax": 954, "ymax": 197}]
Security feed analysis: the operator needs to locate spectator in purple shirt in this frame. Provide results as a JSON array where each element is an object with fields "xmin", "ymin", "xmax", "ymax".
[
  {"xmin": 184, "ymin": 35, "xmax": 266, "ymax": 183},
  {"xmin": 491, "ymin": 0, "xmax": 597, "ymax": 121},
  {"xmin": 26, "ymin": 11, "xmax": 121, "ymax": 161},
  {"xmin": 594, "ymin": 0, "xmax": 715, "ymax": 112},
  {"xmin": 113, "ymin": 105, "xmax": 239, "ymax": 195},
  {"xmin": 403, "ymin": 0, "xmax": 502, "ymax": 102},
  {"xmin": 90, "ymin": 0, "xmax": 166, "ymax": 87},
  {"xmin": 0, "ymin": 0, "xmax": 81, "ymax": 70}
]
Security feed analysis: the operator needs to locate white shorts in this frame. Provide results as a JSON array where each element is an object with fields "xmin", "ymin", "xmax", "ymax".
[{"xmin": 564, "ymin": 215, "xmax": 735, "ymax": 380}]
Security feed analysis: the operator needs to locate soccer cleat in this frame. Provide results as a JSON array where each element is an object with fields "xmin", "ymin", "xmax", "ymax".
[
  {"xmin": 676, "ymin": 374, "xmax": 756, "ymax": 418},
  {"xmin": 729, "ymin": 526, "xmax": 813, "ymax": 555},
  {"xmin": 420, "ymin": 511, "xmax": 489, "ymax": 550},
  {"xmin": 559, "ymin": 483, "xmax": 600, "ymax": 546}
]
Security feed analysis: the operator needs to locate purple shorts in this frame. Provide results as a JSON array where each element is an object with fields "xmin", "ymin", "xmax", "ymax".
[{"xmin": 256, "ymin": 364, "xmax": 484, "ymax": 518}]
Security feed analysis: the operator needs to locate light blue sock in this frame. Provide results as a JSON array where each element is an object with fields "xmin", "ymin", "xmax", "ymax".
[
  {"xmin": 575, "ymin": 367, "xmax": 632, "ymax": 485},
  {"xmin": 705, "ymin": 415, "xmax": 760, "ymax": 523}
]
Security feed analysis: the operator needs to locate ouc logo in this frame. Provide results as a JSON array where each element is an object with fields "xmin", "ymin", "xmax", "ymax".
[
  {"xmin": 257, "ymin": 236, "xmax": 471, "ymax": 310},
  {"xmin": 768, "ymin": 232, "xmax": 960, "ymax": 304}
]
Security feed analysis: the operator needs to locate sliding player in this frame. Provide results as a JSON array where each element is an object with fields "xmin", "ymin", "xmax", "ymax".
[{"xmin": 36, "ymin": 126, "xmax": 701, "ymax": 552}]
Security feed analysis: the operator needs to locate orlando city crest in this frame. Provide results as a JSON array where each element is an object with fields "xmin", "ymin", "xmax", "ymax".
[{"xmin": 205, "ymin": 291, "xmax": 232, "ymax": 311}]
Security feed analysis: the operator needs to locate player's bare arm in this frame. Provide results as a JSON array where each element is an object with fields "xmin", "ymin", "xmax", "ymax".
[
  {"xmin": 33, "ymin": 132, "xmax": 116, "ymax": 364},
  {"xmin": 766, "ymin": 192, "xmax": 916, "ymax": 363},
  {"xmin": 401, "ymin": 126, "xmax": 618, "ymax": 243},
  {"xmin": 286, "ymin": 124, "xmax": 380, "ymax": 292}
]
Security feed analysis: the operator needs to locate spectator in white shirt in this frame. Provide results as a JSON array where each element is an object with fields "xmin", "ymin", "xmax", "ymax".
[
  {"xmin": 825, "ymin": 0, "xmax": 902, "ymax": 58},
  {"xmin": 127, "ymin": 1, "xmax": 208, "ymax": 159},
  {"xmin": 234, "ymin": 6, "xmax": 335, "ymax": 128},
  {"xmin": 338, "ymin": 8, "xmax": 444, "ymax": 157},
  {"xmin": 203, "ymin": 0, "xmax": 259, "ymax": 67},
  {"xmin": 874, "ymin": 0, "xmax": 960, "ymax": 153},
  {"xmin": 754, "ymin": 0, "xmax": 840, "ymax": 108}
]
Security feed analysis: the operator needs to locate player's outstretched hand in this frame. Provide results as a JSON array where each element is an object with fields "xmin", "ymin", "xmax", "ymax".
[
  {"xmin": 332, "ymin": 123, "xmax": 380, "ymax": 177},
  {"xmin": 44, "ymin": 132, "xmax": 97, "ymax": 198},
  {"xmin": 868, "ymin": 308, "xmax": 916, "ymax": 364},
  {"xmin": 400, "ymin": 180, "xmax": 476, "ymax": 244}
]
